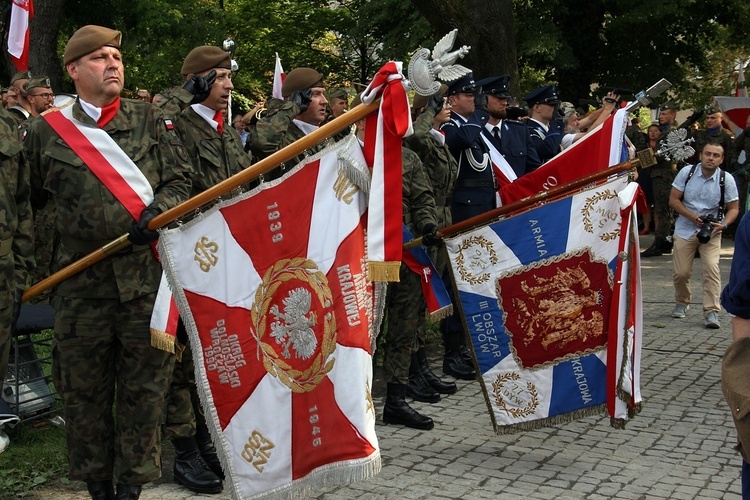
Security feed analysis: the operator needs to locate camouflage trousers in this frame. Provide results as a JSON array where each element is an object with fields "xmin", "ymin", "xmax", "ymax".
[
  {"xmin": 0, "ymin": 304, "xmax": 11, "ymax": 384},
  {"xmin": 164, "ymin": 328, "xmax": 205, "ymax": 440},
  {"xmin": 52, "ymin": 294, "xmax": 174, "ymax": 485},
  {"xmin": 383, "ymin": 263, "xmax": 422, "ymax": 384},
  {"xmin": 651, "ymin": 170, "xmax": 677, "ymax": 240}
]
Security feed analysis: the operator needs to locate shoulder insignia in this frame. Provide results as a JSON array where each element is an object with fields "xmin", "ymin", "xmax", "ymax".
[{"xmin": 164, "ymin": 119, "xmax": 174, "ymax": 131}]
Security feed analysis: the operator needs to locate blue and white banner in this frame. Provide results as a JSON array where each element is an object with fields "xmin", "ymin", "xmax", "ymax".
[{"xmin": 445, "ymin": 177, "xmax": 642, "ymax": 433}]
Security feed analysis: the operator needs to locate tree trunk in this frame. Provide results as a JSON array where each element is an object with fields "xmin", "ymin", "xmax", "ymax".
[
  {"xmin": 409, "ymin": 0, "xmax": 520, "ymax": 96},
  {"xmin": 28, "ymin": 0, "xmax": 66, "ymax": 92}
]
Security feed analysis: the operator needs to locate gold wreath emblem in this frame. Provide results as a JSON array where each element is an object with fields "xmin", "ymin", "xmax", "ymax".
[
  {"xmin": 581, "ymin": 189, "xmax": 620, "ymax": 242},
  {"xmin": 454, "ymin": 235, "xmax": 499, "ymax": 285},
  {"xmin": 492, "ymin": 372, "xmax": 539, "ymax": 419},
  {"xmin": 251, "ymin": 258, "xmax": 336, "ymax": 393}
]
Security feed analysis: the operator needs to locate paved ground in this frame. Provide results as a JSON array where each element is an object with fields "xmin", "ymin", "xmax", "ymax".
[{"xmin": 30, "ymin": 234, "xmax": 744, "ymax": 499}]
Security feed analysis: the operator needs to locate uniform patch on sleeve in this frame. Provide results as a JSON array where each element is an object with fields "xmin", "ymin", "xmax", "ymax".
[
  {"xmin": 164, "ymin": 119, "xmax": 174, "ymax": 131},
  {"xmin": 170, "ymin": 138, "xmax": 189, "ymax": 162}
]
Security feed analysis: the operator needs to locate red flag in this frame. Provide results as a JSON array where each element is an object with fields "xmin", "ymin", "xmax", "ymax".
[
  {"xmin": 8, "ymin": 0, "xmax": 34, "ymax": 71},
  {"xmin": 272, "ymin": 52, "xmax": 285, "ymax": 99},
  {"xmin": 499, "ymin": 109, "xmax": 629, "ymax": 205},
  {"xmin": 714, "ymin": 96, "xmax": 750, "ymax": 136}
]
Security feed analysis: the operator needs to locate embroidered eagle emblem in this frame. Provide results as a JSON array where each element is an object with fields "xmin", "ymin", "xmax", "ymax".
[{"xmin": 269, "ymin": 288, "xmax": 318, "ymax": 360}]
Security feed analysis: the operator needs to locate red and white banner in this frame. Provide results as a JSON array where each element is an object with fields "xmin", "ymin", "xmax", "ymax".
[
  {"xmin": 272, "ymin": 53, "xmax": 285, "ymax": 100},
  {"xmin": 714, "ymin": 96, "xmax": 750, "ymax": 136},
  {"xmin": 158, "ymin": 136, "xmax": 382, "ymax": 498},
  {"xmin": 499, "ymin": 109, "xmax": 629, "ymax": 205},
  {"xmin": 8, "ymin": 0, "xmax": 34, "ymax": 72}
]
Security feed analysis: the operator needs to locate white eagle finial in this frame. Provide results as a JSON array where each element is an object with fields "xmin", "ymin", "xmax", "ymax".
[{"xmin": 269, "ymin": 288, "xmax": 318, "ymax": 360}]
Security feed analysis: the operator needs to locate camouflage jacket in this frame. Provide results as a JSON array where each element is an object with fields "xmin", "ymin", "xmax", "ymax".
[
  {"xmin": 248, "ymin": 100, "xmax": 333, "ymax": 181},
  {"xmin": 174, "ymin": 106, "xmax": 253, "ymax": 196},
  {"xmin": 0, "ymin": 107, "xmax": 34, "ymax": 308},
  {"xmin": 403, "ymin": 147, "xmax": 438, "ymax": 235},
  {"xmin": 690, "ymin": 127, "xmax": 734, "ymax": 171},
  {"xmin": 404, "ymin": 107, "xmax": 457, "ymax": 228},
  {"xmin": 24, "ymin": 99, "xmax": 193, "ymax": 301}
]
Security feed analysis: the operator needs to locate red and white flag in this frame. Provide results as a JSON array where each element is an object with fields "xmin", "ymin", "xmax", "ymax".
[
  {"xmin": 499, "ymin": 109, "xmax": 629, "ymax": 205},
  {"xmin": 272, "ymin": 52, "xmax": 285, "ymax": 99},
  {"xmin": 8, "ymin": 0, "xmax": 34, "ymax": 72},
  {"xmin": 158, "ymin": 136, "xmax": 382, "ymax": 498},
  {"xmin": 714, "ymin": 96, "xmax": 750, "ymax": 136}
]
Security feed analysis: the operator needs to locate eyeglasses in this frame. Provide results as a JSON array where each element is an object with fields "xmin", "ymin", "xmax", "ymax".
[{"xmin": 31, "ymin": 92, "xmax": 55, "ymax": 99}]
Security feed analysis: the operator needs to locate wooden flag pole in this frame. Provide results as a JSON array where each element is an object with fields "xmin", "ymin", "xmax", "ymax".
[{"xmin": 22, "ymin": 100, "xmax": 381, "ymax": 303}]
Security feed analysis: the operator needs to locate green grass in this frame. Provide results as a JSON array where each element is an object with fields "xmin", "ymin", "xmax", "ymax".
[{"xmin": 0, "ymin": 419, "xmax": 68, "ymax": 498}]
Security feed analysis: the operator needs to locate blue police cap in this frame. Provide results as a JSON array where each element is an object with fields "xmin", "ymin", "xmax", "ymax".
[
  {"xmin": 523, "ymin": 84, "xmax": 560, "ymax": 106},
  {"xmin": 446, "ymin": 73, "xmax": 476, "ymax": 95},
  {"xmin": 476, "ymin": 75, "xmax": 511, "ymax": 98}
]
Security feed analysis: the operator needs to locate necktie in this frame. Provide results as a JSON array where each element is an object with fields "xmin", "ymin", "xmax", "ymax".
[
  {"xmin": 213, "ymin": 110, "xmax": 224, "ymax": 135},
  {"xmin": 492, "ymin": 126, "xmax": 500, "ymax": 140}
]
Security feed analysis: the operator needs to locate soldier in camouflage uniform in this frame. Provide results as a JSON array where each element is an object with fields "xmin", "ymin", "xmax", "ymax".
[
  {"xmin": 352, "ymin": 111, "xmax": 440, "ymax": 430},
  {"xmin": 159, "ymin": 45, "xmax": 256, "ymax": 495},
  {"xmin": 247, "ymin": 68, "xmax": 332, "ymax": 180},
  {"xmin": 403, "ymin": 88, "xmax": 459, "ymax": 401},
  {"xmin": 731, "ymin": 115, "xmax": 750, "ymax": 231},
  {"xmin": 688, "ymin": 106, "xmax": 734, "ymax": 169},
  {"xmin": 6, "ymin": 71, "xmax": 32, "ymax": 126},
  {"xmin": 0, "ymin": 106, "xmax": 34, "ymax": 387},
  {"xmin": 19, "ymin": 77, "xmax": 58, "ymax": 304},
  {"xmin": 24, "ymin": 26, "xmax": 192, "ymax": 500}
]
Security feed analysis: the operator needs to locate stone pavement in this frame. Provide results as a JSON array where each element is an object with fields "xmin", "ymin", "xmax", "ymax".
[{"xmin": 34, "ymin": 234, "xmax": 743, "ymax": 499}]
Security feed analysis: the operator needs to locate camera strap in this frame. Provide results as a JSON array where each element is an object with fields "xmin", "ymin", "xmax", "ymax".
[{"xmin": 683, "ymin": 164, "xmax": 726, "ymax": 220}]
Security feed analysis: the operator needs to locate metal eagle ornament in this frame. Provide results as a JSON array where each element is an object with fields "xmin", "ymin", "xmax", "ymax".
[
  {"xmin": 407, "ymin": 29, "xmax": 472, "ymax": 96},
  {"xmin": 658, "ymin": 128, "xmax": 695, "ymax": 163}
]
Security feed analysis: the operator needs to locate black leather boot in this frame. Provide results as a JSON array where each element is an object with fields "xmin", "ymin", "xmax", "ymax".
[
  {"xmin": 415, "ymin": 347, "xmax": 456, "ymax": 394},
  {"xmin": 641, "ymin": 238, "xmax": 663, "ymax": 257},
  {"xmin": 406, "ymin": 355, "xmax": 441, "ymax": 403},
  {"xmin": 114, "ymin": 484, "xmax": 141, "ymax": 500},
  {"xmin": 659, "ymin": 235, "xmax": 674, "ymax": 254},
  {"xmin": 86, "ymin": 480, "xmax": 115, "ymax": 500},
  {"xmin": 172, "ymin": 437, "xmax": 223, "ymax": 494},
  {"xmin": 383, "ymin": 383, "xmax": 434, "ymax": 430},
  {"xmin": 443, "ymin": 350, "xmax": 476, "ymax": 380},
  {"xmin": 196, "ymin": 422, "xmax": 225, "ymax": 480}
]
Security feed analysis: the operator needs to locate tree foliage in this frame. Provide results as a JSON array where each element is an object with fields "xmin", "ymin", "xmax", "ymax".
[{"xmin": 2, "ymin": 0, "xmax": 749, "ymax": 114}]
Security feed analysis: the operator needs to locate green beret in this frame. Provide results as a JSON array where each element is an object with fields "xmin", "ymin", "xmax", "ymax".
[
  {"xmin": 63, "ymin": 25, "xmax": 122, "ymax": 65},
  {"xmin": 705, "ymin": 105, "xmax": 721, "ymax": 115},
  {"xmin": 10, "ymin": 71, "xmax": 32, "ymax": 85},
  {"xmin": 660, "ymin": 101, "xmax": 678, "ymax": 112},
  {"xmin": 181, "ymin": 46, "xmax": 231, "ymax": 76},
  {"xmin": 328, "ymin": 88, "xmax": 348, "ymax": 101},
  {"xmin": 281, "ymin": 68, "xmax": 324, "ymax": 98},
  {"xmin": 24, "ymin": 76, "xmax": 52, "ymax": 92}
]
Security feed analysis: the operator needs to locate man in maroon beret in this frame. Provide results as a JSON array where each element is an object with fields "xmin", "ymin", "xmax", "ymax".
[
  {"xmin": 247, "ymin": 67, "xmax": 332, "ymax": 180},
  {"xmin": 23, "ymin": 25, "xmax": 193, "ymax": 500}
]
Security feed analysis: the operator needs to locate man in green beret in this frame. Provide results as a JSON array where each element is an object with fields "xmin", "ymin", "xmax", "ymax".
[
  {"xmin": 327, "ymin": 87, "xmax": 349, "ymax": 119},
  {"xmin": 23, "ymin": 24, "xmax": 193, "ymax": 500},
  {"xmin": 23, "ymin": 76, "xmax": 55, "ymax": 120},
  {"xmin": 159, "ymin": 44, "xmax": 256, "ymax": 495},
  {"xmin": 692, "ymin": 105, "xmax": 734, "ymax": 168},
  {"xmin": 6, "ymin": 70, "xmax": 32, "ymax": 124},
  {"xmin": 248, "ymin": 67, "xmax": 331, "ymax": 180}
]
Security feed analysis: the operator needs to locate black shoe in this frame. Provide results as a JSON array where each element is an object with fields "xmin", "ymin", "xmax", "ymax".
[
  {"xmin": 115, "ymin": 484, "xmax": 141, "ymax": 500},
  {"xmin": 414, "ymin": 348, "xmax": 457, "ymax": 394},
  {"xmin": 640, "ymin": 240, "xmax": 662, "ymax": 258},
  {"xmin": 458, "ymin": 345, "xmax": 474, "ymax": 364},
  {"xmin": 196, "ymin": 423, "xmax": 225, "ymax": 480},
  {"xmin": 443, "ymin": 351, "xmax": 476, "ymax": 380},
  {"xmin": 406, "ymin": 373, "xmax": 441, "ymax": 403},
  {"xmin": 383, "ymin": 383, "xmax": 434, "ymax": 430},
  {"xmin": 87, "ymin": 480, "xmax": 115, "ymax": 500},
  {"xmin": 173, "ymin": 437, "xmax": 223, "ymax": 494}
]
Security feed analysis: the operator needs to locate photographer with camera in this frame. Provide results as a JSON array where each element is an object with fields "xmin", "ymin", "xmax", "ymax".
[{"xmin": 669, "ymin": 141, "xmax": 739, "ymax": 329}]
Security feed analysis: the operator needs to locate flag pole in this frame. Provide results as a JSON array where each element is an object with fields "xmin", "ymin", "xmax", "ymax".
[
  {"xmin": 22, "ymin": 100, "xmax": 381, "ymax": 303},
  {"xmin": 404, "ymin": 149, "xmax": 656, "ymax": 250}
]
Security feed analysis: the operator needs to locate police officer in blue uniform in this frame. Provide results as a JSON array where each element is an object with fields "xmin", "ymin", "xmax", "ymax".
[
  {"xmin": 438, "ymin": 73, "xmax": 492, "ymax": 380},
  {"xmin": 476, "ymin": 75, "xmax": 541, "ymax": 179},
  {"xmin": 524, "ymin": 84, "xmax": 564, "ymax": 164}
]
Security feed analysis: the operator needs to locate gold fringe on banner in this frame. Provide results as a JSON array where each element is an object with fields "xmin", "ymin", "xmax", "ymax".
[
  {"xmin": 150, "ymin": 329, "xmax": 177, "ymax": 355},
  {"xmin": 369, "ymin": 261, "xmax": 401, "ymax": 282},
  {"xmin": 427, "ymin": 304, "xmax": 453, "ymax": 321}
]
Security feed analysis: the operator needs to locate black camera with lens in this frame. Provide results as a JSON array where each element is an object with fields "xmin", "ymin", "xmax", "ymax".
[{"xmin": 697, "ymin": 214, "xmax": 717, "ymax": 244}]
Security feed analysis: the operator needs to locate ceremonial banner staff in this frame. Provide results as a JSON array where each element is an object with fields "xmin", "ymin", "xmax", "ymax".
[{"xmin": 23, "ymin": 29, "xmax": 476, "ymax": 303}]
